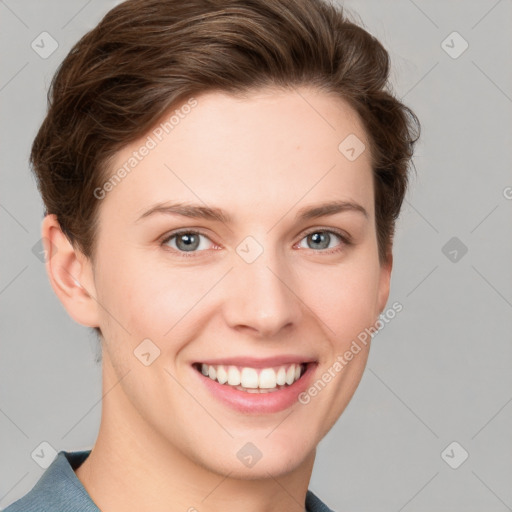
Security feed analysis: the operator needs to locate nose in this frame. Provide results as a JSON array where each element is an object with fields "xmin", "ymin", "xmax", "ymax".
[{"xmin": 222, "ymin": 248, "xmax": 303, "ymax": 338}]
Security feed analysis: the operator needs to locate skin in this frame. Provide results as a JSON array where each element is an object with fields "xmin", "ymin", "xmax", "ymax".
[{"xmin": 43, "ymin": 86, "xmax": 392, "ymax": 512}]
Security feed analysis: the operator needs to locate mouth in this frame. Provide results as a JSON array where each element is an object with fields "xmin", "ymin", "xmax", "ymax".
[
  {"xmin": 192, "ymin": 357, "xmax": 318, "ymax": 413},
  {"xmin": 192, "ymin": 361, "xmax": 310, "ymax": 393}
]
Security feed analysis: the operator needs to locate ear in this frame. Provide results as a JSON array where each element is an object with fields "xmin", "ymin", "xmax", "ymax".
[
  {"xmin": 376, "ymin": 250, "xmax": 393, "ymax": 316},
  {"xmin": 41, "ymin": 214, "xmax": 100, "ymax": 328}
]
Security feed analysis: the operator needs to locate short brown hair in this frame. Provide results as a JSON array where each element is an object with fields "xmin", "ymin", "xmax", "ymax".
[{"xmin": 31, "ymin": 0, "xmax": 419, "ymax": 264}]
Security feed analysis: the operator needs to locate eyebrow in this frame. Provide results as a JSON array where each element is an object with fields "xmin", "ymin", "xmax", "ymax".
[{"xmin": 136, "ymin": 199, "xmax": 368, "ymax": 224}]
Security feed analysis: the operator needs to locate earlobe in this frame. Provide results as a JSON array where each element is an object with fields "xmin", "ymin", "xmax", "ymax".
[{"xmin": 41, "ymin": 214, "xmax": 100, "ymax": 328}]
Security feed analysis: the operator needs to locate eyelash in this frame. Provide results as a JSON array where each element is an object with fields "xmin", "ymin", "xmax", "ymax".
[{"xmin": 160, "ymin": 227, "xmax": 352, "ymax": 258}]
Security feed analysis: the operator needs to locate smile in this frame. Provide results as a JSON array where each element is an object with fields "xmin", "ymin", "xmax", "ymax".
[{"xmin": 193, "ymin": 362, "xmax": 308, "ymax": 393}]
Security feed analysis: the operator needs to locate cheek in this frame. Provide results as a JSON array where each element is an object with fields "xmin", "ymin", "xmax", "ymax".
[
  {"xmin": 95, "ymin": 247, "xmax": 214, "ymax": 347},
  {"xmin": 301, "ymin": 257, "xmax": 381, "ymax": 340},
  {"xmin": 92, "ymin": 243, "xmax": 154, "ymax": 339}
]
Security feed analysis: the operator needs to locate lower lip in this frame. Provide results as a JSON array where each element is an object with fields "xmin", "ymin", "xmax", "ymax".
[{"xmin": 193, "ymin": 363, "xmax": 317, "ymax": 414}]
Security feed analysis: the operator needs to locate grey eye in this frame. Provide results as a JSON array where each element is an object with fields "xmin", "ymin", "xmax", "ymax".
[
  {"xmin": 164, "ymin": 232, "xmax": 212, "ymax": 252},
  {"xmin": 298, "ymin": 231, "xmax": 343, "ymax": 251}
]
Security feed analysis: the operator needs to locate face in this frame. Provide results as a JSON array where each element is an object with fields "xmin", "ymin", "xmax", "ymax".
[{"xmin": 76, "ymin": 87, "xmax": 391, "ymax": 478}]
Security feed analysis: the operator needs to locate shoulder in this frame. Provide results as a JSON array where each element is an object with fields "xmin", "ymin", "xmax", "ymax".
[
  {"xmin": 2, "ymin": 450, "xmax": 99, "ymax": 512},
  {"xmin": 306, "ymin": 489, "xmax": 336, "ymax": 512}
]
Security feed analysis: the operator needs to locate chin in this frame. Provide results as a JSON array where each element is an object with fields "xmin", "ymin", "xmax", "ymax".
[{"xmin": 198, "ymin": 434, "xmax": 316, "ymax": 480}]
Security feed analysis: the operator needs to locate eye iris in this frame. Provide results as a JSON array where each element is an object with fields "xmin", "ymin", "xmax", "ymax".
[
  {"xmin": 308, "ymin": 232, "xmax": 330, "ymax": 250},
  {"xmin": 176, "ymin": 233, "xmax": 199, "ymax": 251}
]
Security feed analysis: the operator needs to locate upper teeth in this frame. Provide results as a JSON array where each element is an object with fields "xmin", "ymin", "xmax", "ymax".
[{"xmin": 199, "ymin": 363, "xmax": 304, "ymax": 389}]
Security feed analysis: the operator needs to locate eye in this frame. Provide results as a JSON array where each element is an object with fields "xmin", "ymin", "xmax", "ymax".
[
  {"xmin": 296, "ymin": 228, "xmax": 351, "ymax": 253},
  {"xmin": 161, "ymin": 227, "xmax": 351, "ymax": 257},
  {"xmin": 161, "ymin": 230, "xmax": 215, "ymax": 254}
]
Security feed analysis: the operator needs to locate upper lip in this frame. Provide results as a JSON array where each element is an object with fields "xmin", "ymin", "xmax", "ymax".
[{"xmin": 194, "ymin": 355, "xmax": 317, "ymax": 368}]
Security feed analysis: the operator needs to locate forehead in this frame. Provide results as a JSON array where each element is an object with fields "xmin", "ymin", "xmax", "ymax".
[{"xmin": 98, "ymin": 87, "xmax": 374, "ymax": 224}]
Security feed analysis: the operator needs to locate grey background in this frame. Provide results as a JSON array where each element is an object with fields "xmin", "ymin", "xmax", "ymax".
[{"xmin": 1, "ymin": 0, "xmax": 511, "ymax": 510}]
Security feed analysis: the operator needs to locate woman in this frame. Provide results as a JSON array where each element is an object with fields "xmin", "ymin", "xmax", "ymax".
[{"xmin": 5, "ymin": 0, "xmax": 419, "ymax": 510}]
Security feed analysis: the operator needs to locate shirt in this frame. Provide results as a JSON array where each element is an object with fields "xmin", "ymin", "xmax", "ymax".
[{"xmin": 3, "ymin": 450, "xmax": 335, "ymax": 512}]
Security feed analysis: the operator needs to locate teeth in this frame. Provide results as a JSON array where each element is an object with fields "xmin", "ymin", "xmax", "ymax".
[
  {"xmin": 259, "ymin": 368, "xmax": 277, "ymax": 389},
  {"xmin": 197, "ymin": 362, "xmax": 306, "ymax": 390},
  {"xmin": 227, "ymin": 365, "xmax": 241, "ymax": 386},
  {"xmin": 240, "ymin": 367, "xmax": 259, "ymax": 388},
  {"xmin": 276, "ymin": 367, "xmax": 286, "ymax": 385},
  {"xmin": 285, "ymin": 365, "xmax": 295, "ymax": 385},
  {"xmin": 216, "ymin": 365, "xmax": 228, "ymax": 384}
]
